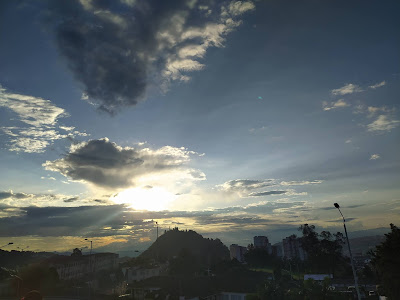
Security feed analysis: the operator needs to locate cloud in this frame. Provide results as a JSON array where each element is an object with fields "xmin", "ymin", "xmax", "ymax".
[
  {"xmin": 369, "ymin": 81, "xmax": 386, "ymax": 89},
  {"xmin": 43, "ymin": 138, "xmax": 204, "ymax": 189},
  {"xmin": 367, "ymin": 114, "xmax": 400, "ymax": 132},
  {"xmin": 217, "ymin": 179, "xmax": 274, "ymax": 192},
  {"xmin": 249, "ymin": 190, "xmax": 287, "ymax": 197},
  {"xmin": 0, "ymin": 191, "xmax": 30, "ymax": 200},
  {"xmin": 44, "ymin": 0, "xmax": 256, "ymax": 113},
  {"xmin": 331, "ymin": 83, "xmax": 363, "ymax": 96},
  {"xmin": 280, "ymin": 180, "xmax": 323, "ymax": 186},
  {"xmin": 0, "ymin": 85, "xmax": 89, "ymax": 153},
  {"xmin": 370, "ymin": 154, "xmax": 380, "ymax": 160},
  {"xmin": 0, "ymin": 85, "xmax": 66, "ymax": 127},
  {"xmin": 322, "ymin": 99, "xmax": 350, "ymax": 111}
]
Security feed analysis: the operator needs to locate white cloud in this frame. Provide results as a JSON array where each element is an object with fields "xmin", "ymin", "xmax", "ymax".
[
  {"xmin": 331, "ymin": 83, "xmax": 363, "ymax": 96},
  {"xmin": 367, "ymin": 115, "xmax": 400, "ymax": 132},
  {"xmin": 322, "ymin": 99, "xmax": 350, "ymax": 111},
  {"xmin": 280, "ymin": 180, "xmax": 323, "ymax": 186},
  {"xmin": 370, "ymin": 154, "xmax": 380, "ymax": 160},
  {"xmin": 0, "ymin": 85, "xmax": 89, "ymax": 153},
  {"xmin": 345, "ymin": 139, "xmax": 352, "ymax": 144},
  {"xmin": 0, "ymin": 86, "xmax": 66, "ymax": 127},
  {"xmin": 369, "ymin": 81, "xmax": 386, "ymax": 89},
  {"xmin": 227, "ymin": 1, "xmax": 255, "ymax": 17}
]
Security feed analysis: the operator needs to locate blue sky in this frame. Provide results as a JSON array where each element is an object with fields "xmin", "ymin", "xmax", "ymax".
[{"xmin": 0, "ymin": 0, "xmax": 399, "ymax": 253}]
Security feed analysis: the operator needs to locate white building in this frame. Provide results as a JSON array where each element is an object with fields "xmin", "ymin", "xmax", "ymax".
[
  {"xmin": 282, "ymin": 236, "xmax": 307, "ymax": 261},
  {"xmin": 254, "ymin": 236, "xmax": 272, "ymax": 254},
  {"xmin": 229, "ymin": 244, "xmax": 247, "ymax": 263}
]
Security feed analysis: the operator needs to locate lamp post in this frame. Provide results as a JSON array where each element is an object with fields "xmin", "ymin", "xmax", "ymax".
[
  {"xmin": 334, "ymin": 203, "xmax": 361, "ymax": 300},
  {"xmin": 85, "ymin": 239, "xmax": 93, "ymax": 300}
]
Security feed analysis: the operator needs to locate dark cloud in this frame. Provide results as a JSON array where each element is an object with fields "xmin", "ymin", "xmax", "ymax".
[
  {"xmin": 43, "ymin": 0, "xmax": 255, "ymax": 113},
  {"xmin": 0, "ymin": 205, "xmax": 151, "ymax": 237},
  {"xmin": 320, "ymin": 204, "xmax": 365, "ymax": 210},
  {"xmin": 249, "ymin": 190, "xmax": 287, "ymax": 197},
  {"xmin": 218, "ymin": 179, "xmax": 275, "ymax": 192},
  {"xmin": 63, "ymin": 196, "xmax": 79, "ymax": 203},
  {"xmin": 43, "ymin": 138, "xmax": 202, "ymax": 188},
  {"xmin": 326, "ymin": 218, "xmax": 357, "ymax": 223},
  {"xmin": 0, "ymin": 191, "xmax": 30, "ymax": 200}
]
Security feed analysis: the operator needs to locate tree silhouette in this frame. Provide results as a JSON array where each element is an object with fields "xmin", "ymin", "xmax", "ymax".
[{"xmin": 370, "ymin": 224, "xmax": 400, "ymax": 299}]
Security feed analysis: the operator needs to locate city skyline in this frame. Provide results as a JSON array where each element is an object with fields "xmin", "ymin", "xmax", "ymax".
[{"xmin": 0, "ymin": 0, "xmax": 399, "ymax": 253}]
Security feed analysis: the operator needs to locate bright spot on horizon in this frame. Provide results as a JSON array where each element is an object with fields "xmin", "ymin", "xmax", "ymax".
[{"xmin": 111, "ymin": 187, "xmax": 176, "ymax": 211}]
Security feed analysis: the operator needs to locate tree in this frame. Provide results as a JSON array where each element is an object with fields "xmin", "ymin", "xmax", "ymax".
[
  {"xmin": 370, "ymin": 224, "xmax": 400, "ymax": 299},
  {"xmin": 71, "ymin": 248, "xmax": 82, "ymax": 257}
]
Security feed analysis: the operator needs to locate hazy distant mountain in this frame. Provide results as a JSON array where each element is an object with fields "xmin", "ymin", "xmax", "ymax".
[
  {"xmin": 140, "ymin": 228, "xmax": 229, "ymax": 265},
  {"xmin": 343, "ymin": 235, "xmax": 386, "ymax": 256}
]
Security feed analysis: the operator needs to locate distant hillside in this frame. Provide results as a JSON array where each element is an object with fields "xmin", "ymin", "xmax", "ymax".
[
  {"xmin": 343, "ymin": 235, "xmax": 385, "ymax": 256},
  {"xmin": 140, "ymin": 228, "xmax": 229, "ymax": 265}
]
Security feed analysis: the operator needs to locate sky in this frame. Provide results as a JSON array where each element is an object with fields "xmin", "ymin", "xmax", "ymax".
[{"xmin": 0, "ymin": 0, "xmax": 399, "ymax": 254}]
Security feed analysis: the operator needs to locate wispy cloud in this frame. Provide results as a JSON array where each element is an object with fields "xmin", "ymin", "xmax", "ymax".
[
  {"xmin": 0, "ymin": 85, "xmax": 89, "ymax": 153},
  {"xmin": 370, "ymin": 154, "xmax": 380, "ymax": 160},
  {"xmin": 249, "ymin": 190, "xmax": 287, "ymax": 197},
  {"xmin": 217, "ymin": 179, "xmax": 275, "ymax": 192},
  {"xmin": 331, "ymin": 83, "xmax": 363, "ymax": 96},
  {"xmin": 367, "ymin": 114, "xmax": 400, "ymax": 132},
  {"xmin": 369, "ymin": 81, "xmax": 386, "ymax": 89},
  {"xmin": 280, "ymin": 180, "xmax": 323, "ymax": 186},
  {"xmin": 322, "ymin": 99, "xmax": 350, "ymax": 111}
]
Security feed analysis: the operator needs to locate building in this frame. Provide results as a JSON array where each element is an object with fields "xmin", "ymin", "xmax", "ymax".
[
  {"xmin": 254, "ymin": 236, "xmax": 272, "ymax": 254},
  {"xmin": 46, "ymin": 252, "xmax": 119, "ymax": 281},
  {"xmin": 229, "ymin": 244, "xmax": 247, "ymax": 263},
  {"xmin": 282, "ymin": 236, "xmax": 307, "ymax": 261},
  {"xmin": 271, "ymin": 245, "xmax": 283, "ymax": 258}
]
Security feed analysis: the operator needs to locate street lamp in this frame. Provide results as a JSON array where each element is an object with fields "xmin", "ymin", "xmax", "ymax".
[
  {"xmin": 85, "ymin": 239, "xmax": 93, "ymax": 300},
  {"xmin": 334, "ymin": 203, "xmax": 361, "ymax": 300}
]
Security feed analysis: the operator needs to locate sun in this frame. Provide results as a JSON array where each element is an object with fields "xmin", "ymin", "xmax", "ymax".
[{"xmin": 111, "ymin": 187, "xmax": 176, "ymax": 211}]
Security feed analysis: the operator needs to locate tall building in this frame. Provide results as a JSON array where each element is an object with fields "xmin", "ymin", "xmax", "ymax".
[
  {"xmin": 254, "ymin": 236, "xmax": 272, "ymax": 254},
  {"xmin": 282, "ymin": 235, "xmax": 307, "ymax": 261},
  {"xmin": 229, "ymin": 244, "xmax": 247, "ymax": 263}
]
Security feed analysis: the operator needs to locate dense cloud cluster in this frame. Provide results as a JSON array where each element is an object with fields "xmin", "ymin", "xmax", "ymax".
[
  {"xmin": 43, "ymin": 138, "xmax": 204, "ymax": 188},
  {"xmin": 45, "ymin": 0, "xmax": 255, "ymax": 113}
]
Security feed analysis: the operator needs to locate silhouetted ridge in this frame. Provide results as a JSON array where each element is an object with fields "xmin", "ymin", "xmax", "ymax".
[{"xmin": 140, "ymin": 228, "xmax": 229, "ymax": 265}]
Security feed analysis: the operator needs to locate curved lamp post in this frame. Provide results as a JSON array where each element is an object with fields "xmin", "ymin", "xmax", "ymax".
[
  {"xmin": 334, "ymin": 203, "xmax": 361, "ymax": 300},
  {"xmin": 84, "ymin": 239, "xmax": 93, "ymax": 300}
]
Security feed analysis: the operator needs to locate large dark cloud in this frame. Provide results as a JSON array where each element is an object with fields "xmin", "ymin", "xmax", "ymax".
[
  {"xmin": 43, "ymin": 138, "xmax": 203, "ymax": 188},
  {"xmin": 43, "ymin": 0, "xmax": 255, "ymax": 113}
]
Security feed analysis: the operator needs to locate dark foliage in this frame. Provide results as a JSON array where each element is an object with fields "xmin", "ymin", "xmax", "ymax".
[{"xmin": 370, "ymin": 224, "xmax": 400, "ymax": 299}]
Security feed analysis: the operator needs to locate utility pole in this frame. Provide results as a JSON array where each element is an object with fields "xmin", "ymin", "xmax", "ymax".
[{"xmin": 334, "ymin": 203, "xmax": 361, "ymax": 300}]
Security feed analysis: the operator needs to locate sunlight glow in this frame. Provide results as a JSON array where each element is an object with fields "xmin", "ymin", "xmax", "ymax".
[{"xmin": 111, "ymin": 187, "xmax": 176, "ymax": 211}]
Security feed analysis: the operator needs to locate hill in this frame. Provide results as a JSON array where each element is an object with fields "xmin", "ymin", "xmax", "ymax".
[{"xmin": 139, "ymin": 228, "xmax": 229, "ymax": 265}]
